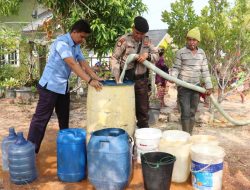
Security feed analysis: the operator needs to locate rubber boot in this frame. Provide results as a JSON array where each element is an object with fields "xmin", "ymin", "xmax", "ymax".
[
  {"xmin": 181, "ymin": 120, "xmax": 191, "ymax": 134},
  {"xmin": 189, "ymin": 119, "xmax": 195, "ymax": 135}
]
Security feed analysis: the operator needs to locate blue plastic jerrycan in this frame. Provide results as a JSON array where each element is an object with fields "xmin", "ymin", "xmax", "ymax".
[
  {"xmin": 87, "ymin": 128, "xmax": 132, "ymax": 190},
  {"xmin": 57, "ymin": 128, "xmax": 87, "ymax": 182}
]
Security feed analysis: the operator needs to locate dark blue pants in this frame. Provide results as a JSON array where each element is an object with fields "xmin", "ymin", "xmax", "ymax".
[
  {"xmin": 28, "ymin": 85, "xmax": 70, "ymax": 153},
  {"xmin": 178, "ymin": 86, "xmax": 199, "ymax": 134}
]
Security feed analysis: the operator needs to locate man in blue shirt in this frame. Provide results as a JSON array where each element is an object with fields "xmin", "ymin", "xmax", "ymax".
[{"xmin": 28, "ymin": 19, "xmax": 103, "ymax": 153}]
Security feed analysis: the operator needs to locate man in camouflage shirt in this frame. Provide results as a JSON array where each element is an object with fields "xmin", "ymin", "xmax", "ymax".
[
  {"xmin": 172, "ymin": 27, "xmax": 213, "ymax": 134},
  {"xmin": 111, "ymin": 16, "xmax": 159, "ymax": 128}
]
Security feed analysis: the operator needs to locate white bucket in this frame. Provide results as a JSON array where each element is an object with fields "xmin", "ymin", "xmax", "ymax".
[
  {"xmin": 135, "ymin": 128, "xmax": 162, "ymax": 163},
  {"xmin": 191, "ymin": 144, "xmax": 226, "ymax": 190},
  {"xmin": 190, "ymin": 135, "xmax": 219, "ymax": 145},
  {"xmin": 161, "ymin": 130, "xmax": 190, "ymax": 144},
  {"xmin": 159, "ymin": 130, "xmax": 191, "ymax": 183}
]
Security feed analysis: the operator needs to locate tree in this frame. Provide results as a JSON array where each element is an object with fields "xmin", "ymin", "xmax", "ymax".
[
  {"xmin": 0, "ymin": 0, "xmax": 22, "ymax": 16},
  {"xmin": 199, "ymin": 0, "xmax": 250, "ymax": 102},
  {"xmin": 161, "ymin": 0, "xmax": 250, "ymax": 102},
  {"xmin": 160, "ymin": 0, "xmax": 199, "ymax": 68},
  {"xmin": 198, "ymin": 0, "xmax": 232, "ymax": 101},
  {"xmin": 231, "ymin": 0, "xmax": 250, "ymax": 66},
  {"xmin": 161, "ymin": 0, "xmax": 198, "ymax": 48},
  {"xmin": 37, "ymin": 0, "xmax": 147, "ymax": 57},
  {"xmin": 0, "ymin": 26, "xmax": 20, "ymax": 56},
  {"xmin": 0, "ymin": 26, "xmax": 40, "ymax": 87}
]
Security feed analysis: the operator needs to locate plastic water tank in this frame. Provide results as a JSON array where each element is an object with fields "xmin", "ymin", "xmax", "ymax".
[
  {"xmin": 87, "ymin": 80, "xmax": 136, "ymax": 140},
  {"xmin": 1, "ymin": 127, "xmax": 17, "ymax": 171},
  {"xmin": 159, "ymin": 130, "xmax": 191, "ymax": 183},
  {"xmin": 8, "ymin": 132, "xmax": 37, "ymax": 185},
  {"xmin": 57, "ymin": 128, "xmax": 86, "ymax": 182},
  {"xmin": 87, "ymin": 128, "xmax": 132, "ymax": 190}
]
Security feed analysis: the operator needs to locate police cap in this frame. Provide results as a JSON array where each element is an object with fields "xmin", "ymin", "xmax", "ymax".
[{"xmin": 134, "ymin": 16, "xmax": 149, "ymax": 33}]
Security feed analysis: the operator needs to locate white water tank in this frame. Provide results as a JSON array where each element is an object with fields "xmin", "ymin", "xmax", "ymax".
[{"xmin": 159, "ymin": 130, "xmax": 191, "ymax": 183}]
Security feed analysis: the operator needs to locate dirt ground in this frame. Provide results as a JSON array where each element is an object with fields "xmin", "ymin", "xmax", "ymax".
[{"xmin": 0, "ymin": 85, "xmax": 250, "ymax": 190}]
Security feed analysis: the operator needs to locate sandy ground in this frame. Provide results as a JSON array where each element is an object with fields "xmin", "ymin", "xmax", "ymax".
[{"xmin": 0, "ymin": 85, "xmax": 250, "ymax": 190}]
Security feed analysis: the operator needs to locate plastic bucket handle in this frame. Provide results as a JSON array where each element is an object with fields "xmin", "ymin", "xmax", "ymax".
[{"xmin": 142, "ymin": 154, "xmax": 176, "ymax": 169}]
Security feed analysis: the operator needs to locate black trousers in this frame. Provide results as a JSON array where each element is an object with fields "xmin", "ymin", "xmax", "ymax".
[
  {"xmin": 123, "ymin": 69, "xmax": 149, "ymax": 128},
  {"xmin": 28, "ymin": 85, "xmax": 70, "ymax": 153},
  {"xmin": 135, "ymin": 78, "xmax": 149, "ymax": 128}
]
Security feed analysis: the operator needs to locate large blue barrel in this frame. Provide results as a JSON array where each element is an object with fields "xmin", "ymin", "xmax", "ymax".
[
  {"xmin": 8, "ymin": 132, "xmax": 37, "ymax": 185},
  {"xmin": 57, "ymin": 128, "xmax": 86, "ymax": 182},
  {"xmin": 87, "ymin": 128, "xmax": 132, "ymax": 190},
  {"xmin": 1, "ymin": 127, "xmax": 17, "ymax": 171}
]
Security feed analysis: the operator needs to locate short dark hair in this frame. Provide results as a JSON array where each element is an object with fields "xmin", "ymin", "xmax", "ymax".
[
  {"xmin": 70, "ymin": 19, "xmax": 91, "ymax": 33},
  {"xmin": 159, "ymin": 49, "xmax": 164, "ymax": 56}
]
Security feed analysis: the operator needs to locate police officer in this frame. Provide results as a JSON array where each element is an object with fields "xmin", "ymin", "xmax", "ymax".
[{"xmin": 111, "ymin": 16, "xmax": 159, "ymax": 128}]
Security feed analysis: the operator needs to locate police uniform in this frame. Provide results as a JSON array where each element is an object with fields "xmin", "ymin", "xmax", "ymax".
[
  {"xmin": 110, "ymin": 17, "xmax": 159, "ymax": 128},
  {"xmin": 111, "ymin": 33, "xmax": 159, "ymax": 79}
]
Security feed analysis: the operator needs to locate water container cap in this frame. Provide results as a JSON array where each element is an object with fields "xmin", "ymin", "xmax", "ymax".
[
  {"xmin": 15, "ymin": 132, "xmax": 28, "ymax": 145},
  {"xmin": 8, "ymin": 127, "xmax": 17, "ymax": 139},
  {"xmin": 57, "ymin": 128, "xmax": 86, "ymax": 144}
]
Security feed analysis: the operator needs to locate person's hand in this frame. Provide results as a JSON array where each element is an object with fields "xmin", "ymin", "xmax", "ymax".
[
  {"xmin": 136, "ymin": 52, "xmax": 148, "ymax": 63},
  {"xmin": 95, "ymin": 77, "xmax": 105, "ymax": 81},
  {"xmin": 114, "ymin": 76, "xmax": 123, "ymax": 84},
  {"xmin": 205, "ymin": 88, "xmax": 213, "ymax": 96},
  {"xmin": 89, "ymin": 79, "xmax": 103, "ymax": 91},
  {"xmin": 117, "ymin": 80, "xmax": 123, "ymax": 84}
]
